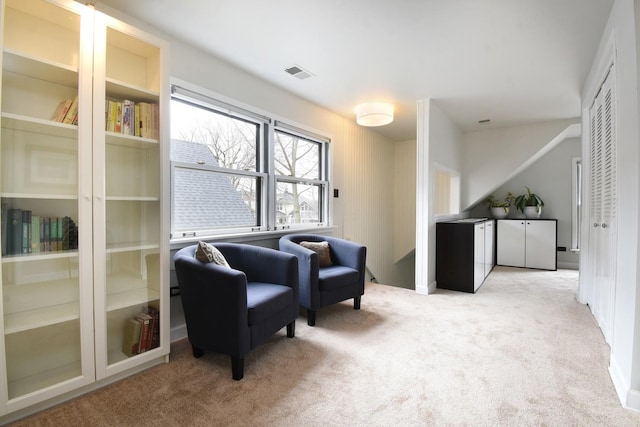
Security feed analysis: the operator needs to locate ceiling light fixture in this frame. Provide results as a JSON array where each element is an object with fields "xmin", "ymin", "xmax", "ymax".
[{"xmin": 355, "ymin": 102, "xmax": 395, "ymax": 127}]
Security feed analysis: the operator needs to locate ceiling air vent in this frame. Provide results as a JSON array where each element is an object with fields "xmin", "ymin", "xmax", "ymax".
[{"xmin": 284, "ymin": 64, "xmax": 313, "ymax": 80}]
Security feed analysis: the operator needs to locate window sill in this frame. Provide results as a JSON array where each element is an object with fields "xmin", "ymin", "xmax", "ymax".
[{"xmin": 170, "ymin": 225, "xmax": 337, "ymax": 250}]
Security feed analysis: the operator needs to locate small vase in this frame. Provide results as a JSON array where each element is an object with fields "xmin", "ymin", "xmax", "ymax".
[
  {"xmin": 490, "ymin": 206, "xmax": 509, "ymax": 219},
  {"xmin": 524, "ymin": 206, "xmax": 541, "ymax": 218}
]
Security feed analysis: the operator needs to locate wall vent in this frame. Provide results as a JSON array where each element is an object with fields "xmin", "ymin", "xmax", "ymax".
[{"xmin": 284, "ymin": 64, "xmax": 313, "ymax": 80}]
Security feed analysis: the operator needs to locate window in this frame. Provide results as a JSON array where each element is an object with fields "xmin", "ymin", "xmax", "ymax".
[
  {"xmin": 571, "ymin": 157, "xmax": 582, "ymax": 250},
  {"xmin": 433, "ymin": 163, "xmax": 460, "ymax": 218},
  {"xmin": 169, "ymin": 83, "xmax": 330, "ymax": 239},
  {"xmin": 274, "ymin": 127, "xmax": 328, "ymax": 226}
]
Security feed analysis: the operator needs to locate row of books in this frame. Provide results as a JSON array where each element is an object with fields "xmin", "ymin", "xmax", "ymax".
[
  {"xmin": 122, "ymin": 304, "xmax": 160, "ymax": 357},
  {"xmin": 106, "ymin": 99, "xmax": 159, "ymax": 139},
  {"xmin": 0, "ymin": 205, "xmax": 78, "ymax": 256},
  {"xmin": 51, "ymin": 95, "xmax": 79, "ymax": 125}
]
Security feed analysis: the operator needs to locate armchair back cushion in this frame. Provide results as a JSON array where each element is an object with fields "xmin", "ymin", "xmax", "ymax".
[{"xmin": 279, "ymin": 234, "xmax": 366, "ymax": 313}]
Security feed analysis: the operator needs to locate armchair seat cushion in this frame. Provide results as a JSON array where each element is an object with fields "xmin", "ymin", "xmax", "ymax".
[
  {"xmin": 318, "ymin": 266, "xmax": 360, "ymax": 292},
  {"xmin": 247, "ymin": 282, "xmax": 295, "ymax": 325}
]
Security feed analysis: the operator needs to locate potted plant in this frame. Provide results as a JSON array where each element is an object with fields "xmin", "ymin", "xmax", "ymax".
[
  {"xmin": 514, "ymin": 186, "xmax": 544, "ymax": 218},
  {"xmin": 484, "ymin": 192, "xmax": 515, "ymax": 219}
]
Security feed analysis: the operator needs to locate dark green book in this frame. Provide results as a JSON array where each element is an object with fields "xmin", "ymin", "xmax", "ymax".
[{"xmin": 9, "ymin": 209, "xmax": 22, "ymax": 255}]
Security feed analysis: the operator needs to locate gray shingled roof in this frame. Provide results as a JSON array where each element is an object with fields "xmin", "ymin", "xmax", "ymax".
[{"xmin": 171, "ymin": 139, "xmax": 255, "ymax": 230}]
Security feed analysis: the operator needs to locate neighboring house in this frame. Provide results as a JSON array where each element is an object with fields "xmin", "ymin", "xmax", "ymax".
[
  {"xmin": 276, "ymin": 190, "xmax": 318, "ymax": 225},
  {"xmin": 171, "ymin": 139, "xmax": 255, "ymax": 231}
]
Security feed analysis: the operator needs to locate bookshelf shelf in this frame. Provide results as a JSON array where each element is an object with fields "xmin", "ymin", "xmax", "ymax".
[
  {"xmin": 0, "ymin": 192, "xmax": 78, "ymax": 200},
  {"xmin": 105, "ymin": 131, "xmax": 158, "ymax": 148},
  {"xmin": 1, "ymin": 113, "xmax": 77, "ymax": 138},
  {"xmin": 106, "ymin": 78, "xmax": 159, "ymax": 103},
  {"xmin": 107, "ymin": 286, "xmax": 160, "ymax": 312},
  {"xmin": 2, "ymin": 50, "xmax": 78, "ymax": 87},
  {"xmin": 106, "ymin": 242, "xmax": 159, "ymax": 253},
  {"xmin": 4, "ymin": 302, "xmax": 80, "ymax": 334},
  {"xmin": 8, "ymin": 360, "xmax": 82, "ymax": 400},
  {"xmin": 1, "ymin": 250, "xmax": 78, "ymax": 263},
  {"xmin": 105, "ymin": 196, "xmax": 160, "ymax": 202}
]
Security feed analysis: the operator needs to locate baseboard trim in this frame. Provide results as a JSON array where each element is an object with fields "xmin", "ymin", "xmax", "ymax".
[
  {"xmin": 415, "ymin": 284, "xmax": 429, "ymax": 295},
  {"xmin": 557, "ymin": 261, "xmax": 579, "ymax": 270},
  {"xmin": 609, "ymin": 355, "xmax": 640, "ymax": 412},
  {"xmin": 171, "ymin": 324, "xmax": 188, "ymax": 343}
]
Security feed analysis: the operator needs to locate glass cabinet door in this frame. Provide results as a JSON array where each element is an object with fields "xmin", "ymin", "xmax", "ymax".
[
  {"xmin": 92, "ymin": 12, "xmax": 165, "ymax": 378},
  {"xmin": 0, "ymin": 0, "xmax": 94, "ymax": 407}
]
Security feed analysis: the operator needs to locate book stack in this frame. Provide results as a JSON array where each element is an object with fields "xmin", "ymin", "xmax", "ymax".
[
  {"xmin": 0, "ymin": 205, "xmax": 78, "ymax": 255},
  {"xmin": 50, "ymin": 95, "xmax": 79, "ymax": 125},
  {"xmin": 122, "ymin": 303, "xmax": 161, "ymax": 357},
  {"xmin": 105, "ymin": 98, "xmax": 159, "ymax": 139}
]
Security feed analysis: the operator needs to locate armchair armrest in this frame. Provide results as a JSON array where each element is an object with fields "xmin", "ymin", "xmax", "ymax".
[{"xmin": 323, "ymin": 236, "xmax": 366, "ymax": 272}]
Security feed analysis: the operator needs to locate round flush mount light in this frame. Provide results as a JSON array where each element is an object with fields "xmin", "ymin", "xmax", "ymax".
[{"xmin": 355, "ymin": 102, "xmax": 395, "ymax": 127}]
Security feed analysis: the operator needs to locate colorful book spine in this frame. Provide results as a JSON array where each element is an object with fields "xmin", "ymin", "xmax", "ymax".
[
  {"xmin": 135, "ymin": 313, "xmax": 152, "ymax": 353},
  {"xmin": 62, "ymin": 95, "xmax": 79, "ymax": 124},
  {"xmin": 50, "ymin": 98, "xmax": 72, "ymax": 122},
  {"xmin": 122, "ymin": 99, "xmax": 134, "ymax": 135},
  {"xmin": 9, "ymin": 209, "xmax": 22, "ymax": 255},
  {"xmin": 122, "ymin": 318, "xmax": 142, "ymax": 357},
  {"xmin": 31, "ymin": 215, "xmax": 40, "ymax": 253}
]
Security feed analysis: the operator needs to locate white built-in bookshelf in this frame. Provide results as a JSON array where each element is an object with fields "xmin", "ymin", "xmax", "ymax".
[{"xmin": 0, "ymin": 0, "xmax": 168, "ymax": 417}]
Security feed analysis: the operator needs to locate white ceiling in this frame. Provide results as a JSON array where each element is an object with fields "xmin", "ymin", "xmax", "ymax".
[{"xmin": 95, "ymin": 0, "xmax": 613, "ymax": 141}]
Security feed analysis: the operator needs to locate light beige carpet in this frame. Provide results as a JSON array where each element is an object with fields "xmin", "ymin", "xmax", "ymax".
[{"xmin": 10, "ymin": 267, "xmax": 640, "ymax": 426}]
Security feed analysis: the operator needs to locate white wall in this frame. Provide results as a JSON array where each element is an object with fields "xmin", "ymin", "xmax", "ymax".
[
  {"xmin": 394, "ymin": 139, "xmax": 417, "ymax": 262},
  {"xmin": 393, "ymin": 139, "xmax": 417, "ymax": 289},
  {"xmin": 580, "ymin": 0, "xmax": 640, "ymax": 411},
  {"xmin": 470, "ymin": 138, "xmax": 581, "ymax": 269},
  {"xmin": 462, "ymin": 119, "xmax": 580, "ymax": 210},
  {"xmin": 416, "ymin": 99, "xmax": 464, "ymax": 294}
]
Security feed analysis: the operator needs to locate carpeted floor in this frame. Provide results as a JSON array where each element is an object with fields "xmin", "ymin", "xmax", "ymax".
[{"xmin": 9, "ymin": 266, "xmax": 640, "ymax": 426}]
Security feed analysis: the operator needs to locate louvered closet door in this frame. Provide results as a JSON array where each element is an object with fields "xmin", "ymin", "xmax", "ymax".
[{"xmin": 588, "ymin": 65, "xmax": 616, "ymax": 344}]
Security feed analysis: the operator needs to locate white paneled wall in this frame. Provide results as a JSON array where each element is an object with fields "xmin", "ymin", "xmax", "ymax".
[
  {"xmin": 339, "ymin": 121, "xmax": 396, "ymax": 285},
  {"xmin": 394, "ymin": 140, "xmax": 417, "ymax": 263}
]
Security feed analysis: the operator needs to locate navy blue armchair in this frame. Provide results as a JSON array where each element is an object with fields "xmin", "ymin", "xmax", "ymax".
[
  {"xmin": 173, "ymin": 243, "xmax": 298, "ymax": 380},
  {"xmin": 279, "ymin": 234, "xmax": 366, "ymax": 326}
]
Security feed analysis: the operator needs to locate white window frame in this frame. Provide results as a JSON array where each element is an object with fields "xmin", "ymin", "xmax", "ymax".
[
  {"xmin": 169, "ymin": 80, "xmax": 331, "ymax": 242},
  {"xmin": 571, "ymin": 157, "xmax": 582, "ymax": 251}
]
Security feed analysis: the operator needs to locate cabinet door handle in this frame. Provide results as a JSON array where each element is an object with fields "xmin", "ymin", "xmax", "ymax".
[
  {"xmin": 594, "ymin": 223, "xmax": 600, "ymax": 228},
  {"xmin": 601, "ymin": 223, "xmax": 608, "ymax": 229}
]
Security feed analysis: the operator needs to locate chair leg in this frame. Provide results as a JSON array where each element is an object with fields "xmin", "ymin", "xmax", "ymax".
[
  {"xmin": 192, "ymin": 345, "xmax": 204, "ymax": 358},
  {"xmin": 287, "ymin": 321, "xmax": 295, "ymax": 338},
  {"xmin": 307, "ymin": 309, "xmax": 316, "ymax": 327},
  {"xmin": 354, "ymin": 296, "xmax": 361, "ymax": 310},
  {"xmin": 231, "ymin": 356, "xmax": 244, "ymax": 381}
]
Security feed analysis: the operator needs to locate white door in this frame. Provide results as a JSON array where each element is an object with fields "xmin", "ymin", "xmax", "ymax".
[
  {"xmin": 497, "ymin": 220, "xmax": 525, "ymax": 267},
  {"xmin": 484, "ymin": 220, "xmax": 494, "ymax": 277},
  {"xmin": 588, "ymin": 65, "xmax": 617, "ymax": 344},
  {"xmin": 524, "ymin": 220, "xmax": 556, "ymax": 270},
  {"xmin": 474, "ymin": 223, "xmax": 485, "ymax": 291}
]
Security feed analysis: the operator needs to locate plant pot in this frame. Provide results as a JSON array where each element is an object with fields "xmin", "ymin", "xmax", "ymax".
[
  {"xmin": 524, "ymin": 206, "xmax": 542, "ymax": 218},
  {"xmin": 490, "ymin": 206, "xmax": 509, "ymax": 219}
]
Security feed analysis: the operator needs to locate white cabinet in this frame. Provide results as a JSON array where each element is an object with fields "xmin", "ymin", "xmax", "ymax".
[
  {"xmin": 0, "ymin": 0, "xmax": 168, "ymax": 417},
  {"xmin": 473, "ymin": 222, "xmax": 485, "ymax": 291},
  {"xmin": 436, "ymin": 219, "xmax": 494, "ymax": 293},
  {"xmin": 484, "ymin": 220, "xmax": 494, "ymax": 276},
  {"xmin": 496, "ymin": 219, "xmax": 557, "ymax": 270}
]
